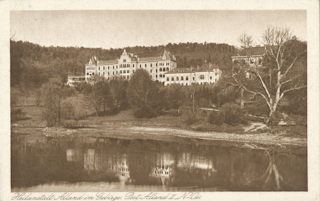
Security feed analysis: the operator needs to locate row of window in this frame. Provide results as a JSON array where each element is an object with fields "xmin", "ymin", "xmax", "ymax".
[
  {"xmin": 167, "ymin": 76, "xmax": 190, "ymax": 81},
  {"xmin": 165, "ymin": 75, "xmax": 218, "ymax": 81},
  {"xmin": 96, "ymin": 70, "xmax": 136, "ymax": 76},
  {"xmin": 96, "ymin": 65, "xmax": 171, "ymax": 71},
  {"xmin": 159, "ymin": 63, "xmax": 170, "ymax": 66}
]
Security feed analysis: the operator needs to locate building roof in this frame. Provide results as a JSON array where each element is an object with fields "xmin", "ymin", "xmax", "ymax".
[
  {"xmin": 139, "ymin": 56, "xmax": 162, "ymax": 62},
  {"xmin": 86, "ymin": 50, "xmax": 176, "ymax": 65},
  {"xmin": 232, "ymin": 46, "xmax": 266, "ymax": 57},
  {"xmin": 166, "ymin": 63, "xmax": 220, "ymax": 74},
  {"xmin": 97, "ymin": 60, "xmax": 118, "ymax": 65}
]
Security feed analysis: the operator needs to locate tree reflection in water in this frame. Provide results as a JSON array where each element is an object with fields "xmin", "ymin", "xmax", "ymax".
[{"xmin": 11, "ymin": 134, "xmax": 307, "ymax": 191}]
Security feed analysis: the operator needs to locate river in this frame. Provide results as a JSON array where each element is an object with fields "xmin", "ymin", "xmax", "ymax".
[{"xmin": 11, "ymin": 133, "xmax": 307, "ymax": 191}]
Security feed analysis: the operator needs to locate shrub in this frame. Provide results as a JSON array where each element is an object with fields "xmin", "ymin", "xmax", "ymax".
[
  {"xmin": 220, "ymin": 103, "xmax": 248, "ymax": 125},
  {"xmin": 245, "ymin": 103, "xmax": 269, "ymax": 116},
  {"xmin": 268, "ymin": 111, "xmax": 284, "ymax": 126},
  {"xmin": 208, "ymin": 111, "xmax": 224, "ymax": 126},
  {"xmin": 133, "ymin": 106, "xmax": 157, "ymax": 118},
  {"xmin": 99, "ymin": 107, "xmax": 120, "ymax": 116},
  {"xmin": 285, "ymin": 114, "xmax": 307, "ymax": 126},
  {"xmin": 61, "ymin": 100, "xmax": 86, "ymax": 120},
  {"xmin": 185, "ymin": 111, "xmax": 198, "ymax": 125}
]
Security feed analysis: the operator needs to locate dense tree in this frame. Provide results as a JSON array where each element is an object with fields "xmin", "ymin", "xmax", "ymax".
[
  {"xmin": 83, "ymin": 76, "xmax": 110, "ymax": 116},
  {"xmin": 10, "ymin": 40, "xmax": 236, "ymax": 86},
  {"xmin": 41, "ymin": 78, "xmax": 76, "ymax": 126},
  {"xmin": 127, "ymin": 69, "xmax": 161, "ymax": 118},
  {"xmin": 166, "ymin": 84, "xmax": 185, "ymax": 114},
  {"xmin": 230, "ymin": 27, "xmax": 307, "ymax": 123}
]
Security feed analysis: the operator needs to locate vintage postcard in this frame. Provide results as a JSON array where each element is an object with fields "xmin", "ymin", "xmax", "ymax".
[{"xmin": 1, "ymin": 0, "xmax": 319, "ymax": 200}]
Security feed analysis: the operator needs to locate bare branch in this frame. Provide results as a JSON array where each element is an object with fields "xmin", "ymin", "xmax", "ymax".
[
  {"xmin": 280, "ymin": 75, "xmax": 301, "ymax": 86},
  {"xmin": 280, "ymin": 84, "xmax": 307, "ymax": 99},
  {"xmin": 238, "ymin": 33, "xmax": 253, "ymax": 48},
  {"xmin": 281, "ymin": 50, "xmax": 307, "ymax": 79}
]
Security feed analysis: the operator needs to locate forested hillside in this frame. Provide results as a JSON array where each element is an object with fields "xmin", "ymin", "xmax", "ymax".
[{"xmin": 10, "ymin": 40, "xmax": 236, "ymax": 88}]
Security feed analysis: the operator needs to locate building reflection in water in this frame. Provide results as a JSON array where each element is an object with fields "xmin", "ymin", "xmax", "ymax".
[
  {"xmin": 11, "ymin": 135, "xmax": 307, "ymax": 191},
  {"xmin": 81, "ymin": 148, "xmax": 131, "ymax": 184}
]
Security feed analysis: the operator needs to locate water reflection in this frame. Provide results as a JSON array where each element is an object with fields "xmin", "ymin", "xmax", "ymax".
[{"xmin": 11, "ymin": 134, "xmax": 307, "ymax": 191}]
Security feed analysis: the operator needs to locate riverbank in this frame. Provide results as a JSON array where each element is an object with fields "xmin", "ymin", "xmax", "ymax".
[{"xmin": 11, "ymin": 108, "xmax": 307, "ymax": 148}]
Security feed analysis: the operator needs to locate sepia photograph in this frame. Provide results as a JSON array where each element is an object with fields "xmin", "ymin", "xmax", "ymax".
[{"xmin": 1, "ymin": 0, "xmax": 319, "ymax": 200}]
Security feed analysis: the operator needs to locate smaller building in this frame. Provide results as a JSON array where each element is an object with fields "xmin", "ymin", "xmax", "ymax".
[
  {"xmin": 231, "ymin": 45, "xmax": 265, "ymax": 67},
  {"xmin": 67, "ymin": 75, "xmax": 86, "ymax": 86},
  {"xmin": 164, "ymin": 62, "xmax": 222, "ymax": 86}
]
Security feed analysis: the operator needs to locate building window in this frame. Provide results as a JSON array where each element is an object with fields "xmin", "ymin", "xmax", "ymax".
[
  {"xmin": 151, "ymin": 64, "xmax": 152, "ymax": 67},
  {"xmin": 103, "ymin": 72, "xmax": 105, "ymax": 76},
  {"xmin": 120, "ymin": 64, "xmax": 122, "ymax": 68},
  {"xmin": 133, "ymin": 70, "xmax": 134, "ymax": 73},
  {"xmin": 166, "ymin": 67, "xmax": 169, "ymax": 71},
  {"xmin": 127, "ymin": 75, "xmax": 130, "ymax": 79},
  {"xmin": 127, "ymin": 64, "xmax": 130, "ymax": 67},
  {"xmin": 140, "ymin": 64, "xmax": 141, "ymax": 68},
  {"xmin": 160, "ymin": 68, "xmax": 162, "ymax": 72},
  {"xmin": 186, "ymin": 76, "xmax": 189, "ymax": 80},
  {"xmin": 108, "ymin": 66, "xmax": 110, "ymax": 70},
  {"xmin": 215, "ymin": 73, "xmax": 218, "ymax": 76},
  {"xmin": 171, "ymin": 77, "xmax": 174, "ymax": 81},
  {"xmin": 92, "ymin": 73, "xmax": 94, "ymax": 75},
  {"xmin": 167, "ymin": 77, "xmax": 169, "ymax": 81},
  {"xmin": 127, "ymin": 70, "xmax": 129, "ymax": 73},
  {"xmin": 210, "ymin": 76, "xmax": 212, "ymax": 80},
  {"xmin": 145, "ymin": 64, "xmax": 147, "ymax": 67},
  {"xmin": 176, "ymin": 77, "xmax": 179, "ymax": 81},
  {"xmin": 103, "ymin": 67, "xmax": 105, "ymax": 70},
  {"xmin": 133, "ymin": 64, "xmax": 134, "ymax": 67},
  {"xmin": 123, "ymin": 75, "xmax": 126, "ymax": 79},
  {"xmin": 156, "ymin": 69, "xmax": 158, "ymax": 73},
  {"xmin": 186, "ymin": 83, "xmax": 188, "ymax": 86},
  {"xmin": 200, "ymin": 75, "xmax": 204, "ymax": 79},
  {"xmin": 120, "ymin": 70, "xmax": 122, "ymax": 74},
  {"xmin": 113, "ymin": 66, "xmax": 115, "ymax": 69},
  {"xmin": 116, "ymin": 71, "xmax": 118, "ymax": 74},
  {"xmin": 108, "ymin": 72, "xmax": 110, "ymax": 75},
  {"xmin": 193, "ymin": 77, "xmax": 195, "ymax": 81},
  {"xmin": 156, "ymin": 75, "xmax": 158, "ymax": 78},
  {"xmin": 123, "ymin": 59, "xmax": 126, "ymax": 62},
  {"xmin": 181, "ymin": 76, "xmax": 184, "ymax": 81},
  {"xmin": 215, "ymin": 78, "xmax": 218, "ymax": 82},
  {"xmin": 150, "ymin": 69, "xmax": 152, "ymax": 73},
  {"xmin": 156, "ymin": 63, "xmax": 158, "ymax": 67},
  {"xmin": 87, "ymin": 73, "xmax": 89, "ymax": 75}
]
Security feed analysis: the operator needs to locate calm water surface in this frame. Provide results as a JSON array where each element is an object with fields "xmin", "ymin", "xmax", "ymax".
[{"xmin": 11, "ymin": 133, "xmax": 307, "ymax": 191}]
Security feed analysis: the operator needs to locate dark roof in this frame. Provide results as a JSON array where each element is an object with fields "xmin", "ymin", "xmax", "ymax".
[
  {"xmin": 233, "ymin": 46, "xmax": 266, "ymax": 57},
  {"xmin": 166, "ymin": 63, "xmax": 220, "ymax": 74},
  {"xmin": 97, "ymin": 60, "xmax": 118, "ymax": 65},
  {"xmin": 139, "ymin": 56, "xmax": 162, "ymax": 62}
]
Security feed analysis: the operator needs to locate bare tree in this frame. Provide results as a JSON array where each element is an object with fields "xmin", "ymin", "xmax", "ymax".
[{"xmin": 232, "ymin": 26, "xmax": 307, "ymax": 123}]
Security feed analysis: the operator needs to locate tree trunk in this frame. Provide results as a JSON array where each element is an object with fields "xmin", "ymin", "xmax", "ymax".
[{"xmin": 240, "ymin": 88, "xmax": 244, "ymax": 108}]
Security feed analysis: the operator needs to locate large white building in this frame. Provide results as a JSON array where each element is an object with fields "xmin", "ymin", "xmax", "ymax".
[
  {"xmin": 67, "ymin": 49, "xmax": 223, "ymax": 86},
  {"xmin": 164, "ymin": 62, "xmax": 222, "ymax": 86},
  {"xmin": 85, "ymin": 49, "xmax": 177, "ymax": 83}
]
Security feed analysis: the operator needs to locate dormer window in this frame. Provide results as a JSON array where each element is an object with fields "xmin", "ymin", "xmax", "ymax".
[{"xmin": 123, "ymin": 59, "xmax": 126, "ymax": 62}]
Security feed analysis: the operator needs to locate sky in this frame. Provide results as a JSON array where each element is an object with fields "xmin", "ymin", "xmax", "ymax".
[{"xmin": 10, "ymin": 10, "xmax": 307, "ymax": 49}]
